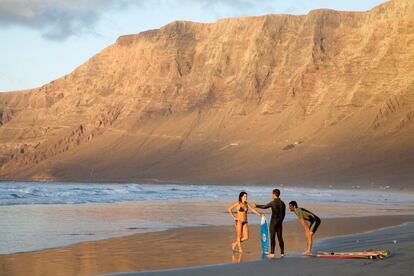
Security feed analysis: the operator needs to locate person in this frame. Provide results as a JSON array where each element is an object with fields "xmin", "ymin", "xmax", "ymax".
[
  {"xmin": 254, "ymin": 189, "xmax": 286, "ymax": 258},
  {"xmin": 228, "ymin": 191, "xmax": 262, "ymax": 253},
  {"xmin": 289, "ymin": 201, "xmax": 321, "ymax": 255}
]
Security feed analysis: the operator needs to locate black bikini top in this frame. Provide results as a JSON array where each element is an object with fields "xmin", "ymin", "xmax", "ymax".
[{"xmin": 239, "ymin": 203, "xmax": 248, "ymax": 212}]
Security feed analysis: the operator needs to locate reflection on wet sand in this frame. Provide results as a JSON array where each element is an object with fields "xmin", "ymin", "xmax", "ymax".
[
  {"xmin": 232, "ymin": 252, "xmax": 243, "ymax": 263},
  {"xmin": 1, "ymin": 215, "xmax": 413, "ymax": 276}
]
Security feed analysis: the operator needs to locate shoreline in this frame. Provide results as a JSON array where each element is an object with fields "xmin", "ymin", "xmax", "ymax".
[
  {"xmin": 2, "ymin": 183, "xmax": 413, "ymax": 256},
  {"xmin": 1, "ymin": 214, "xmax": 413, "ymax": 276},
  {"xmin": 0, "ymin": 213, "xmax": 409, "ymax": 257},
  {"xmin": 1, "ymin": 179, "xmax": 413, "ymax": 192},
  {"xmin": 2, "ymin": 209, "xmax": 414, "ymax": 256}
]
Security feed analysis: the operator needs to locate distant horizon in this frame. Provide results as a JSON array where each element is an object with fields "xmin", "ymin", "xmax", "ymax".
[{"xmin": 0, "ymin": 0, "xmax": 388, "ymax": 92}]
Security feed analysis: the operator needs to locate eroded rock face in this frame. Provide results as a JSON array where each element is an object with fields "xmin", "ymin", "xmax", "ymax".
[{"xmin": 0, "ymin": 0, "xmax": 413, "ymax": 188}]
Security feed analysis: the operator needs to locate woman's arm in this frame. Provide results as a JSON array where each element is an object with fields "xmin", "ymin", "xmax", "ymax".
[
  {"xmin": 228, "ymin": 202, "xmax": 238, "ymax": 220},
  {"xmin": 248, "ymin": 203, "xmax": 262, "ymax": 217}
]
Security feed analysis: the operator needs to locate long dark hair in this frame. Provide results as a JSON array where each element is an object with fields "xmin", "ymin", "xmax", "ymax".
[{"xmin": 238, "ymin": 191, "xmax": 247, "ymax": 202}]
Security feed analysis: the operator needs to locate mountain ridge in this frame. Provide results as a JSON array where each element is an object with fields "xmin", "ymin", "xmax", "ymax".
[{"xmin": 0, "ymin": 0, "xmax": 413, "ymax": 189}]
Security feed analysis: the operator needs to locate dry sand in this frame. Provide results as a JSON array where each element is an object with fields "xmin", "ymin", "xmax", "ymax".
[{"xmin": 0, "ymin": 215, "xmax": 413, "ymax": 276}]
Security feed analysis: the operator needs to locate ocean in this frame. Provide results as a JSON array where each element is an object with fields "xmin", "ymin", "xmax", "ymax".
[{"xmin": 0, "ymin": 182, "xmax": 413, "ymax": 254}]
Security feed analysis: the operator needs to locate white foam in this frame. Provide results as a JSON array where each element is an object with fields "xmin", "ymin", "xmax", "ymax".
[{"xmin": 0, "ymin": 182, "xmax": 412, "ymax": 206}]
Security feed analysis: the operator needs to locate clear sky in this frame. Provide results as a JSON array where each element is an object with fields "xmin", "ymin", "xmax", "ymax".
[{"xmin": 0, "ymin": 0, "xmax": 388, "ymax": 92}]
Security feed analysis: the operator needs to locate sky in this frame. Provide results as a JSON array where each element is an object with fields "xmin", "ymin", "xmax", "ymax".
[{"xmin": 0, "ymin": 0, "xmax": 388, "ymax": 92}]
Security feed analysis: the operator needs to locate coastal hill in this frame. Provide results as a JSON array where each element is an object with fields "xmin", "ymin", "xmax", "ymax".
[{"xmin": 0, "ymin": 0, "xmax": 413, "ymax": 189}]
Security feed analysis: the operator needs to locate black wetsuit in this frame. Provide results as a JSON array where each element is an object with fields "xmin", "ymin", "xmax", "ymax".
[{"xmin": 256, "ymin": 198, "xmax": 286, "ymax": 254}]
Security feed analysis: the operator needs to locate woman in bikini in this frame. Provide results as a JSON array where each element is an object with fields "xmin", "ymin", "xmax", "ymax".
[{"xmin": 228, "ymin": 191, "xmax": 262, "ymax": 253}]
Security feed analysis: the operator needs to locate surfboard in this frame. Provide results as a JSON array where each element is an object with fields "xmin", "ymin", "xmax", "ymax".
[
  {"xmin": 316, "ymin": 250, "xmax": 390, "ymax": 260},
  {"xmin": 260, "ymin": 215, "xmax": 270, "ymax": 257}
]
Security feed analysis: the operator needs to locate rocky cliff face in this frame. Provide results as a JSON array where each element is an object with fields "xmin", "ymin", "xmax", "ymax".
[{"xmin": 0, "ymin": 0, "xmax": 413, "ymax": 189}]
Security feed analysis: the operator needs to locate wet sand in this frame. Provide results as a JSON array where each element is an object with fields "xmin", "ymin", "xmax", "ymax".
[
  {"xmin": 118, "ymin": 222, "xmax": 414, "ymax": 276},
  {"xmin": 1, "ymin": 215, "xmax": 413, "ymax": 276}
]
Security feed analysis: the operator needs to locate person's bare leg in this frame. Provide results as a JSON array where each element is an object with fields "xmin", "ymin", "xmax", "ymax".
[
  {"xmin": 308, "ymin": 233, "xmax": 314, "ymax": 255},
  {"xmin": 304, "ymin": 232, "xmax": 312, "ymax": 255},
  {"xmin": 232, "ymin": 222, "xmax": 237, "ymax": 251},
  {"xmin": 236, "ymin": 222, "xmax": 243, "ymax": 252},
  {"xmin": 241, "ymin": 223, "xmax": 249, "ymax": 242},
  {"xmin": 231, "ymin": 224, "xmax": 237, "ymax": 251},
  {"xmin": 236, "ymin": 223, "xmax": 248, "ymax": 252},
  {"xmin": 302, "ymin": 232, "xmax": 310, "ymax": 255}
]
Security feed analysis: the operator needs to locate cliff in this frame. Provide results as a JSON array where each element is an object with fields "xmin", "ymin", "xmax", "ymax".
[{"xmin": 1, "ymin": 0, "xmax": 413, "ymax": 189}]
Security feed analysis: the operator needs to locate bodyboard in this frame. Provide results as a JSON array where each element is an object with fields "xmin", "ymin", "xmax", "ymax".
[
  {"xmin": 260, "ymin": 215, "xmax": 270, "ymax": 257},
  {"xmin": 316, "ymin": 250, "xmax": 390, "ymax": 260}
]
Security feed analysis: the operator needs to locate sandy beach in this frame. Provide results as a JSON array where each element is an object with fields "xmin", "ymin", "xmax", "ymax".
[
  {"xmin": 1, "ymin": 2, "xmax": 414, "ymax": 276},
  {"xmin": 1, "ymin": 214, "xmax": 413, "ymax": 276},
  {"xmin": 116, "ymin": 221, "xmax": 414, "ymax": 276}
]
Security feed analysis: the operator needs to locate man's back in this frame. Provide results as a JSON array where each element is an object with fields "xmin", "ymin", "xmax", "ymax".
[{"xmin": 295, "ymin": 207, "xmax": 318, "ymax": 221}]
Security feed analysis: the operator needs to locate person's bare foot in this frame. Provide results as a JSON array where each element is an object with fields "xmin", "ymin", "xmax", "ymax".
[
  {"xmin": 267, "ymin": 253, "xmax": 275, "ymax": 259},
  {"xmin": 303, "ymin": 251, "xmax": 311, "ymax": 256}
]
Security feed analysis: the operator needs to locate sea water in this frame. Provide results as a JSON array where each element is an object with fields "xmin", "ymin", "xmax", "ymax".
[{"xmin": 0, "ymin": 182, "xmax": 413, "ymax": 254}]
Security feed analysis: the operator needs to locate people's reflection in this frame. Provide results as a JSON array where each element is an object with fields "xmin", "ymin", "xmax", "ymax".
[{"xmin": 232, "ymin": 252, "xmax": 243, "ymax": 263}]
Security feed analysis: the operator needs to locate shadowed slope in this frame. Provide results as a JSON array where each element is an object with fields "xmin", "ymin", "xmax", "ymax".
[{"xmin": 0, "ymin": 0, "xmax": 413, "ymax": 188}]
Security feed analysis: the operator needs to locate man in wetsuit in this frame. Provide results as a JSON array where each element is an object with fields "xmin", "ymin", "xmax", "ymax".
[
  {"xmin": 254, "ymin": 189, "xmax": 285, "ymax": 258},
  {"xmin": 289, "ymin": 201, "xmax": 321, "ymax": 255}
]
